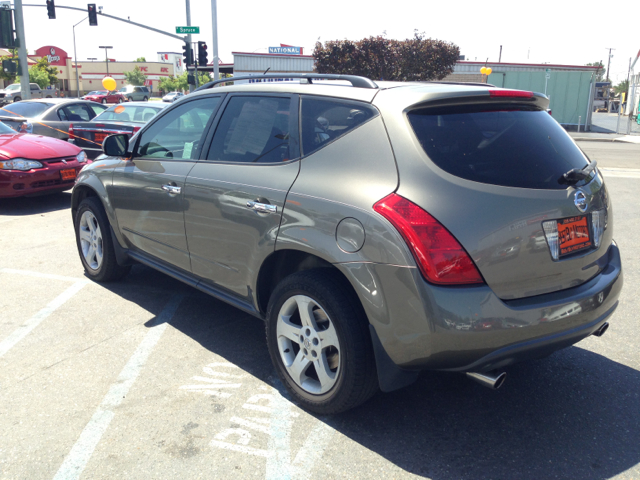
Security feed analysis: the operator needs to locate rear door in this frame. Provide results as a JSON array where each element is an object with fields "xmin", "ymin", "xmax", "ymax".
[
  {"xmin": 184, "ymin": 93, "xmax": 300, "ymax": 304},
  {"xmin": 108, "ymin": 95, "xmax": 222, "ymax": 271}
]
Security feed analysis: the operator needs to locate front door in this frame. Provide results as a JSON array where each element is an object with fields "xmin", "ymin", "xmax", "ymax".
[
  {"xmin": 184, "ymin": 94, "xmax": 300, "ymax": 305},
  {"xmin": 109, "ymin": 95, "xmax": 222, "ymax": 271}
]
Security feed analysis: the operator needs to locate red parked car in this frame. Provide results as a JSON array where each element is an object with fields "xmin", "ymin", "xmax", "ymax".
[
  {"xmin": 82, "ymin": 90, "xmax": 126, "ymax": 105},
  {"xmin": 0, "ymin": 121, "xmax": 88, "ymax": 198}
]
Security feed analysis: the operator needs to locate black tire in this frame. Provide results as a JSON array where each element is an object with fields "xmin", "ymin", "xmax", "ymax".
[
  {"xmin": 127, "ymin": 97, "xmax": 132, "ymax": 102},
  {"xmin": 118, "ymin": 97, "xmax": 123, "ymax": 103},
  {"xmin": 74, "ymin": 197, "xmax": 131, "ymax": 282},
  {"xmin": 101, "ymin": 98, "xmax": 107, "ymax": 104},
  {"xmin": 13, "ymin": 97, "xmax": 21, "ymax": 102},
  {"xmin": 266, "ymin": 269, "xmax": 378, "ymax": 414},
  {"xmin": 143, "ymin": 96, "xmax": 148, "ymax": 102}
]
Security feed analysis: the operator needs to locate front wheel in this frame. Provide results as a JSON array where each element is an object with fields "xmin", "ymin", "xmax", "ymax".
[
  {"xmin": 74, "ymin": 197, "xmax": 131, "ymax": 282},
  {"xmin": 143, "ymin": 96, "xmax": 148, "ymax": 102},
  {"xmin": 101, "ymin": 98, "xmax": 107, "ymax": 104},
  {"xmin": 266, "ymin": 269, "xmax": 378, "ymax": 414},
  {"xmin": 118, "ymin": 97, "xmax": 123, "ymax": 103}
]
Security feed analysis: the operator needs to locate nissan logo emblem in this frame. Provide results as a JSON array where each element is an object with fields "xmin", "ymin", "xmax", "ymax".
[{"xmin": 574, "ymin": 191, "xmax": 588, "ymax": 213}]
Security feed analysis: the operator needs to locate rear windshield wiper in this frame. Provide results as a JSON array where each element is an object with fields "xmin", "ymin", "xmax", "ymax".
[{"xmin": 558, "ymin": 160, "xmax": 598, "ymax": 186}]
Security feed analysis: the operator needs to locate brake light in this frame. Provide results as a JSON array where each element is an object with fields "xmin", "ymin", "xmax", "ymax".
[
  {"xmin": 68, "ymin": 124, "xmax": 74, "ymax": 139},
  {"xmin": 373, "ymin": 194, "xmax": 484, "ymax": 285},
  {"xmin": 132, "ymin": 126, "xmax": 142, "ymax": 135},
  {"xmin": 489, "ymin": 89, "xmax": 534, "ymax": 98}
]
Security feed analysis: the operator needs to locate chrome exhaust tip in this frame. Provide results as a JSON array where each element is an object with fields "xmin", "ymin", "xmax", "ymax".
[
  {"xmin": 593, "ymin": 322, "xmax": 609, "ymax": 337},
  {"xmin": 466, "ymin": 371, "xmax": 507, "ymax": 390}
]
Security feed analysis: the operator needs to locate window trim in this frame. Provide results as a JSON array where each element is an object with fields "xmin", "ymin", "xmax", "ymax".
[{"xmin": 199, "ymin": 92, "xmax": 301, "ymax": 166}]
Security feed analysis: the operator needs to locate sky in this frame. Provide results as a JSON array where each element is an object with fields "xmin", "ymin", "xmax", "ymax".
[{"xmin": 20, "ymin": 0, "xmax": 640, "ymax": 84}]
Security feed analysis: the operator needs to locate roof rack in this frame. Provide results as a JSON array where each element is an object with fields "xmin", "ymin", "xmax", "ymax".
[
  {"xmin": 194, "ymin": 73, "xmax": 378, "ymax": 92},
  {"xmin": 424, "ymin": 81, "xmax": 497, "ymax": 88}
]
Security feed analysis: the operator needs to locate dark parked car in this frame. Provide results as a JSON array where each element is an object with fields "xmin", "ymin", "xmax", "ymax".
[
  {"xmin": 69, "ymin": 102, "xmax": 167, "ymax": 159},
  {"xmin": 0, "ymin": 121, "xmax": 87, "ymax": 198},
  {"xmin": 0, "ymin": 99, "xmax": 107, "ymax": 140},
  {"xmin": 70, "ymin": 74, "xmax": 622, "ymax": 414}
]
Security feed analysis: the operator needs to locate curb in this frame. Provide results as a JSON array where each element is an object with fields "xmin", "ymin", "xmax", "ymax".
[{"xmin": 573, "ymin": 137, "xmax": 640, "ymax": 143}]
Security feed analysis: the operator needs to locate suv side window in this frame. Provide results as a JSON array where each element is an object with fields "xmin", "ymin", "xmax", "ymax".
[
  {"xmin": 300, "ymin": 96, "xmax": 378, "ymax": 157},
  {"xmin": 206, "ymin": 96, "xmax": 297, "ymax": 163},
  {"xmin": 63, "ymin": 103, "xmax": 92, "ymax": 121},
  {"xmin": 137, "ymin": 97, "xmax": 221, "ymax": 160}
]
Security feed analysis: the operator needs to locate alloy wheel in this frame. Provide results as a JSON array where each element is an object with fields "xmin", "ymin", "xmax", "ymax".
[
  {"xmin": 276, "ymin": 295, "xmax": 341, "ymax": 394},
  {"xmin": 78, "ymin": 210, "xmax": 103, "ymax": 270}
]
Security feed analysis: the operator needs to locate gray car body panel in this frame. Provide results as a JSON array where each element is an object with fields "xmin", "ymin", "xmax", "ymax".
[{"xmin": 72, "ymin": 80, "xmax": 623, "ymax": 385}]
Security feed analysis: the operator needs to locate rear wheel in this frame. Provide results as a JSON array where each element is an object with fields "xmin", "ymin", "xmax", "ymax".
[
  {"xmin": 74, "ymin": 197, "xmax": 131, "ymax": 282},
  {"xmin": 266, "ymin": 269, "xmax": 378, "ymax": 414},
  {"xmin": 118, "ymin": 97, "xmax": 123, "ymax": 103},
  {"xmin": 127, "ymin": 97, "xmax": 132, "ymax": 102},
  {"xmin": 13, "ymin": 97, "xmax": 21, "ymax": 102}
]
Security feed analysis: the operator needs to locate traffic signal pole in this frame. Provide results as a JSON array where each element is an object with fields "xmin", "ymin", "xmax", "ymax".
[
  {"xmin": 13, "ymin": 0, "xmax": 31, "ymax": 101},
  {"xmin": 186, "ymin": 0, "xmax": 194, "ymax": 92}
]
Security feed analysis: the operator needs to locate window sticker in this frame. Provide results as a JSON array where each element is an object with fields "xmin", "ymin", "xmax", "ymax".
[
  {"xmin": 114, "ymin": 105, "xmax": 126, "ymax": 114},
  {"xmin": 183, "ymin": 141, "xmax": 194, "ymax": 159}
]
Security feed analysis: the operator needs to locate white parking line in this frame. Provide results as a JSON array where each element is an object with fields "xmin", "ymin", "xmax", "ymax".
[
  {"xmin": 0, "ymin": 268, "xmax": 87, "ymax": 283},
  {"xmin": 600, "ymin": 167, "xmax": 640, "ymax": 179},
  {"xmin": 52, "ymin": 294, "xmax": 183, "ymax": 480},
  {"xmin": 0, "ymin": 281, "xmax": 88, "ymax": 358}
]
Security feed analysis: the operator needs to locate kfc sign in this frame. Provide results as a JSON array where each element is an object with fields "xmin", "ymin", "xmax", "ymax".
[
  {"xmin": 161, "ymin": 67, "xmax": 168, "ymax": 73},
  {"xmin": 140, "ymin": 67, "xmax": 148, "ymax": 72}
]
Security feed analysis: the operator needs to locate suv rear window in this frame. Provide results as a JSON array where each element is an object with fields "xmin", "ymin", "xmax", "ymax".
[{"xmin": 407, "ymin": 106, "xmax": 591, "ymax": 190}]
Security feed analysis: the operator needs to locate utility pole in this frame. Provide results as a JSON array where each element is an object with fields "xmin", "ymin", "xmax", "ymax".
[
  {"xmin": 13, "ymin": 0, "xmax": 30, "ymax": 101},
  {"xmin": 498, "ymin": 45, "xmax": 502, "ymax": 63},
  {"xmin": 99, "ymin": 46, "xmax": 112, "ymax": 76},
  {"xmin": 605, "ymin": 48, "xmax": 615, "ymax": 83},
  {"xmin": 73, "ymin": 17, "xmax": 88, "ymax": 98},
  {"xmin": 186, "ymin": 0, "xmax": 193, "ymax": 92},
  {"xmin": 211, "ymin": 0, "xmax": 219, "ymax": 80}
]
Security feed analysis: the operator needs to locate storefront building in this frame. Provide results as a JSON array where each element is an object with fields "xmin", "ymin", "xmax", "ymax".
[{"xmin": 0, "ymin": 45, "xmax": 179, "ymax": 96}]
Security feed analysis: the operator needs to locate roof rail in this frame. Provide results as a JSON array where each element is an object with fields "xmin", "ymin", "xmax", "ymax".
[{"xmin": 194, "ymin": 73, "xmax": 378, "ymax": 92}]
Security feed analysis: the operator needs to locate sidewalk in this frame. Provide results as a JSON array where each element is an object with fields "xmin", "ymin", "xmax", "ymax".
[{"xmin": 568, "ymin": 131, "xmax": 640, "ymax": 144}]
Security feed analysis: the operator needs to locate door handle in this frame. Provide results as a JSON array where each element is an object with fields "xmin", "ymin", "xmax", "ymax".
[
  {"xmin": 161, "ymin": 184, "xmax": 181, "ymax": 195},
  {"xmin": 246, "ymin": 201, "xmax": 277, "ymax": 214}
]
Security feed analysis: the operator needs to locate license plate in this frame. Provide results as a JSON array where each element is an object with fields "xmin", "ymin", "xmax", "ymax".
[
  {"xmin": 95, "ymin": 133, "xmax": 108, "ymax": 144},
  {"xmin": 558, "ymin": 215, "xmax": 592, "ymax": 256},
  {"xmin": 60, "ymin": 168, "xmax": 77, "ymax": 181}
]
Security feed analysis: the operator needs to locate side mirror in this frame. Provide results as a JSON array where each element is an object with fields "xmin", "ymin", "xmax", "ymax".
[{"xmin": 103, "ymin": 134, "xmax": 129, "ymax": 157}]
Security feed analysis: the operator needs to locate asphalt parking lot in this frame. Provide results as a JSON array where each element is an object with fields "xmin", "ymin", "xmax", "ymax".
[{"xmin": 1, "ymin": 141, "xmax": 639, "ymax": 480}]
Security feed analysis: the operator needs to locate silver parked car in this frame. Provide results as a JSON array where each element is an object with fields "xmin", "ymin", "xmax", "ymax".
[
  {"xmin": 70, "ymin": 74, "xmax": 622, "ymax": 414},
  {"xmin": 162, "ymin": 91, "xmax": 184, "ymax": 102}
]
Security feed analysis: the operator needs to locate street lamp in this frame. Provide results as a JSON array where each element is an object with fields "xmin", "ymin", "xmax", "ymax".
[
  {"xmin": 73, "ymin": 16, "xmax": 88, "ymax": 98},
  {"xmin": 99, "ymin": 46, "xmax": 113, "ymax": 75}
]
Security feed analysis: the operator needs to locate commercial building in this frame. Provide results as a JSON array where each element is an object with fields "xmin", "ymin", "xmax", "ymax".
[{"xmin": 0, "ymin": 45, "xmax": 180, "ymax": 96}]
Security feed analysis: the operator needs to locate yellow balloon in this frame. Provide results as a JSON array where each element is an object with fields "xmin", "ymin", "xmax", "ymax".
[
  {"xmin": 486, "ymin": 67, "xmax": 493, "ymax": 75},
  {"xmin": 102, "ymin": 77, "xmax": 116, "ymax": 91},
  {"xmin": 480, "ymin": 67, "xmax": 487, "ymax": 74}
]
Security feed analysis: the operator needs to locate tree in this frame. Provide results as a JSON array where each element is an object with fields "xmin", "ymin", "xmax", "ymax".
[
  {"xmin": 586, "ymin": 61, "xmax": 606, "ymax": 82},
  {"xmin": 135, "ymin": 57, "xmax": 146, "ymax": 62},
  {"xmin": 158, "ymin": 75, "xmax": 177, "ymax": 95},
  {"xmin": 614, "ymin": 79, "xmax": 629, "ymax": 96},
  {"xmin": 313, "ymin": 31, "xmax": 460, "ymax": 81},
  {"xmin": 123, "ymin": 65, "xmax": 147, "ymax": 86},
  {"xmin": 34, "ymin": 57, "xmax": 58, "ymax": 86},
  {"xmin": 21, "ymin": 66, "xmax": 50, "ymax": 89}
]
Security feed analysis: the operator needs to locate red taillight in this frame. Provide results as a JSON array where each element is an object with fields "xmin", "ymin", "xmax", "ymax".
[
  {"xmin": 68, "ymin": 124, "xmax": 75, "ymax": 139},
  {"xmin": 488, "ymin": 89, "xmax": 534, "ymax": 98},
  {"xmin": 132, "ymin": 126, "xmax": 141, "ymax": 135},
  {"xmin": 373, "ymin": 194, "xmax": 484, "ymax": 285}
]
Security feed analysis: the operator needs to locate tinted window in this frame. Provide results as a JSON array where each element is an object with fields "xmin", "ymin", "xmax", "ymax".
[
  {"xmin": 137, "ymin": 97, "xmax": 220, "ymax": 160},
  {"xmin": 0, "ymin": 121, "xmax": 18, "ymax": 134},
  {"xmin": 63, "ymin": 104, "xmax": 92, "ymax": 122},
  {"xmin": 300, "ymin": 97, "xmax": 378, "ymax": 156},
  {"xmin": 407, "ymin": 107, "xmax": 591, "ymax": 190},
  {"xmin": 95, "ymin": 105, "xmax": 162, "ymax": 123},
  {"xmin": 207, "ymin": 96, "xmax": 296, "ymax": 163},
  {"xmin": 0, "ymin": 102, "xmax": 53, "ymax": 118},
  {"xmin": 88, "ymin": 103, "xmax": 107, "ymax": 116}
]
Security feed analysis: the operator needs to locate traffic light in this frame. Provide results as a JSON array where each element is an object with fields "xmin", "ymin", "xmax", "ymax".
[
  {"xmin": 182, "ymin": 43, "xmax": 193, "ymax": 66},
  {"xmin": 88, "ymin": 4, "xmax": 97, "ymax": 26},
  {"xmin": 187, "ymin": 74, "xmax": 195, "ymax": 85},
  {"xmin": 46, "ymin": 0, "xmax": 56, "ymax": 19},
  {"xmin": 198, "ymin": 41, "xmax": 208, "ymax": 67},
  {"xmin": 0, "ymin": 8, "xmax": 16, "ymax": 48},
  {"xmin": 2, "ymin": 59, "xmax": 16, "ymax": 74}
]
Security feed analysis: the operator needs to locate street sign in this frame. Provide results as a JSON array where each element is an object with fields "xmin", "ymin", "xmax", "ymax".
[
  {"xmin": 545, "ymin": 73, "xmax": 551, "ymax": 79},
  {"xmin": 545, "ymin": 68, "xmax": 551, "ymax": 73},
  {"xmin": 176, "ymin": 26, "xmax": 199, "ymax": 34}
]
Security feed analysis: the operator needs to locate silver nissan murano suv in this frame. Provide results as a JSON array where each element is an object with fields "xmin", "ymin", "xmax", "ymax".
[{"xmin": 71, "ymin": 74, "xmax": 622, "ymax": 414}]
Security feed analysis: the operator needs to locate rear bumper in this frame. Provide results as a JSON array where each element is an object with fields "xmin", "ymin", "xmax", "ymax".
[{"xmin": 342, "ymin": 242, "xmax": 622, "ymax": 373}]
